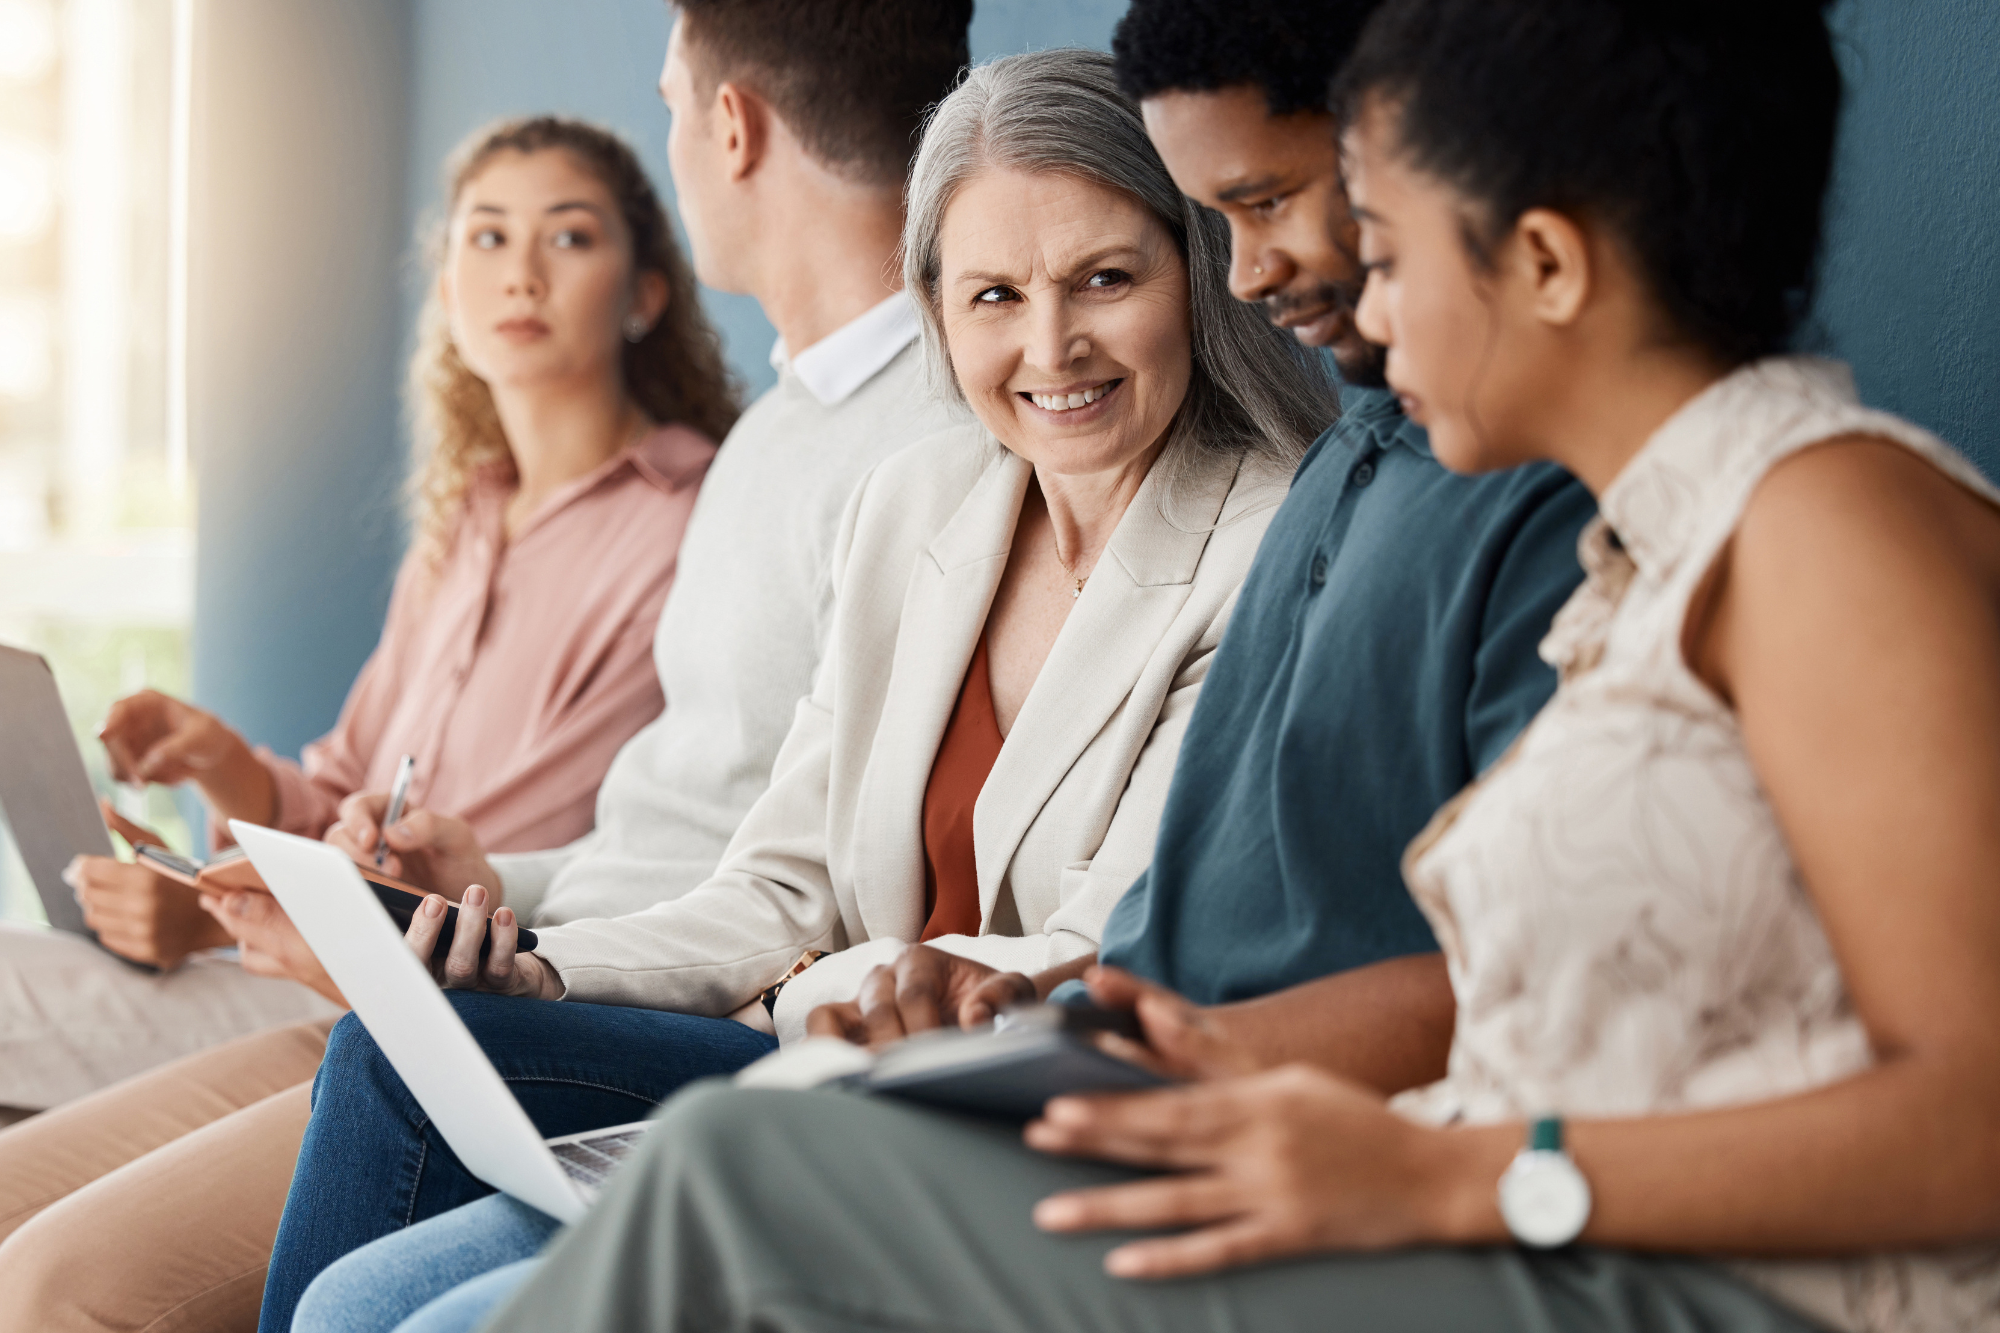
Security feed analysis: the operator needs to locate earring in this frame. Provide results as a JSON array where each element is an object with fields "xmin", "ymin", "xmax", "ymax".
[{"xmin": 623, "ymin": 315, "xmax": 649, "ymax": 342}]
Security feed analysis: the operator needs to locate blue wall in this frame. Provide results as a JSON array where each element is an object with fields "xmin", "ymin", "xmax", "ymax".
[
  {"xmin": 401, "ymin": 0, "xmax": 1130, "ymax": 406},
  {"xmin": 196, "ymin": 0, "xmax": 2000, "ymax": 763},
  {"xmin": 1816, "ymin": 0, "xmax": 2000, "ymax": 478}
]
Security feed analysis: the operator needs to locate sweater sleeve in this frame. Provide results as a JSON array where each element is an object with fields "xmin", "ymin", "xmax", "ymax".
[{"xmin": 524, "ymin": 472, "xmax": 877, "ymax": 1014}]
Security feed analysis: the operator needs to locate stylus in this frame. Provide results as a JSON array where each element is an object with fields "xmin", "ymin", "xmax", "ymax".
[{"xmin": 375, "ymin": 754, "xmax": 416, "ymax": 866}]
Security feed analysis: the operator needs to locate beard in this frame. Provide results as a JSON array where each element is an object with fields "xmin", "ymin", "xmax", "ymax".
[{"xmin": 1262, "ymin": 279, "xmax": 1388, "ymax": 389}]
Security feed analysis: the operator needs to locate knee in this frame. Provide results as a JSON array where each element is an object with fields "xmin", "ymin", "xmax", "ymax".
[
  {"xmin": 651, "ymin": 1083, "xmax": 824, "ymax": 1179},
  {"xmin": 0, "ymin": 1199, "xmax": 105, "ymax": 1327},
  {"xmin": 314, "ymin": 1011, "xmax": 408, "ymax": 1117},
  {"xmin": 291, "ymin": 1243, "xmax": 381, "ymax": 1333}
]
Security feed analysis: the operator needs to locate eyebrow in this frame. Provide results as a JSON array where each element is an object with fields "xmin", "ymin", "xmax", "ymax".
[
  {"xmin": 949, "ymin": 244, "xmax": 1147, "ymax": 287},
  {"xmin": 465, "ymin": 201, "xmax": 608, "ymax": 219},
  {"xmin": 1214, "ymin": 174, "xmax": 1289, "ymax": 205},
  {"xmin": 1348, "ymin": 203, "xmax": 1386, "ymax": 224}
]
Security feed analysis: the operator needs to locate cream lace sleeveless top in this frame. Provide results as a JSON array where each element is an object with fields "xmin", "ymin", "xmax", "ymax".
[{"xmin": 1391, "ymin": 357, "xmax": 2000, "ymax": 1333}]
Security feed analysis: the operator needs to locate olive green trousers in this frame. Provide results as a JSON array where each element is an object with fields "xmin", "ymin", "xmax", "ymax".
[{"xmin": 480, "ymin": 1081, "xmax": 1830, "ymax": 1333}]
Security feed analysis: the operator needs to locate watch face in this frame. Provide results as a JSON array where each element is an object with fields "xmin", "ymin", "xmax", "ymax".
[{"xmin": 1498, "ymin": 1150, "xmax": 1592, "ymax": 1248}]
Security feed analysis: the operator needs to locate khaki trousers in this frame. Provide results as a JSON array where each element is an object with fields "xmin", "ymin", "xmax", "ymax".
[
  {"xmin": 0, "ymin": 1017, "xmax": 331, "ymax": 1333},
  {"xmin": 0, "ymin": 922, "xmax": 342, "ymax": 1110}
]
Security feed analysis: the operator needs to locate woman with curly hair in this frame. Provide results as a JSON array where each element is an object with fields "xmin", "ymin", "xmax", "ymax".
[{"xmin": 0, "ymin": 116, "xmax": 736, "ymax": 1333}]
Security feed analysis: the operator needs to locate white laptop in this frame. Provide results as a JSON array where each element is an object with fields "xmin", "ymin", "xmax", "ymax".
[{"xmin": 230, "ymin": 821, "xmax": 651, "ymax": 1223}]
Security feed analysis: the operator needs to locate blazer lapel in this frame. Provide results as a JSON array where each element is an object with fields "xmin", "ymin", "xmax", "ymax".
[
  {"xmin": 970, "ymin": 451, "xmax": 1243, "ymax": 926},
  {"xmin": 850, "ymin": 449, "xmax": 1031, "ymax": 944}
]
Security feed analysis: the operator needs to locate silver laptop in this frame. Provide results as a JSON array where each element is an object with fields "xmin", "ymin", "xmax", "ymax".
[
  {"xmin": 230, "ymin": 821, "xmax": 651, "ymax": 1223},
  {"xmin": 0, "ymin": 644, "xmax": 112, "ymax": 937}
]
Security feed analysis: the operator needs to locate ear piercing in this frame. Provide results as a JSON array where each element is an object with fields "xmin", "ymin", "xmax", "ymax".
[{"xmin": 624, "ymin": 316, "xmax": 650, "ymax": 342}]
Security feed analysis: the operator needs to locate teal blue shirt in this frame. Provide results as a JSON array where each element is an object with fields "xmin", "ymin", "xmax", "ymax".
[{"xmin": 1090, "ymin": 389, "xmax": 1595, "ymax": 1003}]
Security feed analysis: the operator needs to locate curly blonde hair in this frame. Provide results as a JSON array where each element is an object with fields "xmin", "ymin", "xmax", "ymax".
[{"xmin": 407, "ymin": 116, "xmax": 742, "ymax": 567}]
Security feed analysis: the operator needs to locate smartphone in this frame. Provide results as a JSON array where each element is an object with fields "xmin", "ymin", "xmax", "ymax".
[{"xmin": 367, "ymin": 881, "xmax": 539, "ymax": 965}]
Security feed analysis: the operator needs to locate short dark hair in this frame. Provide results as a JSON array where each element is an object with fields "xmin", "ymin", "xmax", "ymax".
[
  {"xmin": 1334, "ymin": 0, "xmax": 1842, "ymax": 366},
  {"xmin": 675, "ymin": 0, "xmax": 972, "ymax": 187},
  {"xmin": 1111, "ymin": 0, "xmax": 1380, "ymax": 117}
]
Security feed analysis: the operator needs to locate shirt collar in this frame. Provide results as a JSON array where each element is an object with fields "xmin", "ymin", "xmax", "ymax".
[
  {"xmin": 1337, "ymin": 382, "xmax": 1434, "ymax": 459},
  {"xmin": 768, "ymin": 293, "xmax": 922, "ymax": 407},
  {"xmin": 470, "ymin": 424, "xmax": 716, "ymax": 544}
]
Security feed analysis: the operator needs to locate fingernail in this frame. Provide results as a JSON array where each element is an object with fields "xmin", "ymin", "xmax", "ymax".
[
  {"xmin": 1104, "ymin": 1247, "xmax": 1146, "ymax": 1277},
  {"xmin": 495, "ymin": 907, "xmax": 513, "ymax": 926},
  {"xmin": 425, "ymin": 895, "xmax": 446, "ymax": 917},
  {"xmin": 1033, "ymin": 1196, "xmax": 1081, "ymax": 1230}
]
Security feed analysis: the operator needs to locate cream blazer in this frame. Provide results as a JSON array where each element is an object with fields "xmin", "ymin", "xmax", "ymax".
[{"xmin": 531, "ymin": 424, "xmax": 1286, "ymax": 1038}]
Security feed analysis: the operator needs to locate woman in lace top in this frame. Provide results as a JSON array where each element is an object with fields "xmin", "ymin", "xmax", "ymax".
[{"xmin": 408, "ymin": 6, "xmax": 2000, "ymax": 1333}]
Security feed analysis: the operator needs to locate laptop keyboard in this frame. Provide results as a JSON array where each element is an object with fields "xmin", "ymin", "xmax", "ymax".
[{"xmin": 550, "ymin": 1129, "xmax": 648, "ymax": 1190}]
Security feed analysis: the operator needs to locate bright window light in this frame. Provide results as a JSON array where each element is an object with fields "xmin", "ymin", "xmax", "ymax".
[
  {"xmin": 0, "ymin": 139, "xmax": 54, "ymax": 241},
  {"xmin": 0, "ymin": 0, "xmax": 57, "ymax": 83},
  {"xmin": 0, "ymin": 295, "xmax": 51, "ymax": 398}
]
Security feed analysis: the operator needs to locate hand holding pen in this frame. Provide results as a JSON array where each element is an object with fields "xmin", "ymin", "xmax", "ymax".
[{"xmin": 375, "ymin": 754, "xmax": 416, "ymax": 866}]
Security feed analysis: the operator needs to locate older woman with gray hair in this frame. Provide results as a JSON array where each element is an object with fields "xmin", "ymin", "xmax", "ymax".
[{"xmin": 274, "ymin": 47, "xmax": 1337, "ymax": 1333}]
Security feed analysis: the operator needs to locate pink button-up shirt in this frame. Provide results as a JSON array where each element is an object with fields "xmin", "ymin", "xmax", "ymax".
[{"xmin": 257, "ymin": 424, "xmax": 716, "ymax": 853}]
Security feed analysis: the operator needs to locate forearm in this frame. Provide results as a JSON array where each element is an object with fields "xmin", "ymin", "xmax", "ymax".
[
  {"xmin": 1212, "ymin": 953, "xmax": 1455, "ymax": 1094},
  {"xmin": 1028, "ymin": 955, "xmax": 1096, "ymax": 998},
  {"xmin": 200, "ymin": 743, "xmax": 280, "ymax": 828},
  {"xmin": 1422, "ymin": 1055, "xmax": 2000, "ymax": 1253}
]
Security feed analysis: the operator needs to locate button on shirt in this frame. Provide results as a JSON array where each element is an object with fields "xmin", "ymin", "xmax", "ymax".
[
  {"xmin": 1092, "ymin": 388, "xmax": 1597, "ymax": 1004},
  {"xmin": 261, "ymin": 424, "xmax": 717, "ymax": 854}
]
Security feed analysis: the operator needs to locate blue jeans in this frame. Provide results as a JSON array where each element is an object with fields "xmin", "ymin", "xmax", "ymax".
[
  {"xmin": 293, "ymin": 1194, "xmax": 553, "ymax": 1333},
  {"xmin": 259, "ymin": 992, "xmax": 777, "ymax": 1332}
]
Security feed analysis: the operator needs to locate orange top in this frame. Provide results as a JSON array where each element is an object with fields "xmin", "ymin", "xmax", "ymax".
[{"xmin": 919, "ymin": 634, "xmax": 1005, "ymax": 941}]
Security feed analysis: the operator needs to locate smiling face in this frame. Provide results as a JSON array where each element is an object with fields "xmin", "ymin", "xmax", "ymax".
[
  {"xmin": 442, "ymin": 148, "xmax": 660, "ymax": 395},
  {"xmin": 937, "ymin": 168, "xmax": 1193, "ymax": 482},
  {"xmin": 1143, "ymin": 85, "xmax": 1385, "ymax": 387},
  {"xmin": 1344, "ymin": 103, "xmax": 1548, "ymax": 474}
]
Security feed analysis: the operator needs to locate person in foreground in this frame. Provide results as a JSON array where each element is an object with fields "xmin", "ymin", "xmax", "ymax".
[
  {"xmin": 0, "ymin": 115, "xmax": 738, "ymax": 1333},
  {"xmin": 290, "ymin": 5, "xmax": 1605, "ymax": 1327},
  {"xmin": 479, "ymin": 3, "xmax": 2000, "ymax": 1331},
  {"xmin": 274, "ymin": 44, "xmax": 1332, "ymax": 1333}
]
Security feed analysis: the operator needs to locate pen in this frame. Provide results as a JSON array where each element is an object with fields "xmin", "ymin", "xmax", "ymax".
[{"xmin": 375, "ymin": 754, "xmax": 416, "ymax": 867}]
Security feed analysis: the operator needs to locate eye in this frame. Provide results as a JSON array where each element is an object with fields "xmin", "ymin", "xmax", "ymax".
[
  {"xmin": 1249, "ymin": 192, "xmax": 1291, "ymax": 220},
  {"xmin": 974, "ymin": 285, "xmax": 1020, "ymax": 305},
  {"xmin": 1084, "ymin": 269, "xmax": 1131, "ymax": 290},
  {"xmin": 471, "ymin": 227, "xmax": 504, "ymax": 250},
  {"xmin": 551, "ymin": 228, "xmax": 594, "ymax": 250}
]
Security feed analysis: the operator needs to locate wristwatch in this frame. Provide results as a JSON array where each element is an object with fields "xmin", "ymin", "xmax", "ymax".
[{"xmin": 1497, "ymin": 1116, "xmax": 1592, "ymax": 1248}]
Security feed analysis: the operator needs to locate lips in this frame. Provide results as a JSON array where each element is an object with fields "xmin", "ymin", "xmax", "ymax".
[
  {"xmin": 1278, "ymin": 306, "xmax": 1349, "ymax": 349},
  {"xmin": 1023, "ymin": 379, "xmax": 1121, "ymax": 413},
  {"xmin": 495, "ymin": 317, "xmax": 550, "ymax": 339}
]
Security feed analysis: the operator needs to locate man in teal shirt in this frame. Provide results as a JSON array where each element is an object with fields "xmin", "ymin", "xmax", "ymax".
[{"xmin": 811, "ymin": 0, "xmax": 1592, "ymax": 1045}]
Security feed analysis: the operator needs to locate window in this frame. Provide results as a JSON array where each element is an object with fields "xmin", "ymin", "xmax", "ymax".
[{"xmin": 0, "ymin": 0, "xmax": 198, "ymax": 922}]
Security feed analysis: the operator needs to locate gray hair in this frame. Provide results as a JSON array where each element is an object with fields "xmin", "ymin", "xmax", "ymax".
[{"xmin": 903, "ymin": 48, "xmax": 1339, "ymax": 483}]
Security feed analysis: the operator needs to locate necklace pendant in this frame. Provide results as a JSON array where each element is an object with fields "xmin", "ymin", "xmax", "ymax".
[{"xmin": 1072, "ymin": 579, "xmax": 1085, "ymax": 599}]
